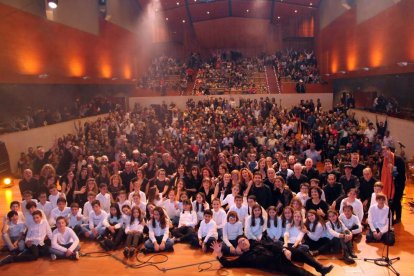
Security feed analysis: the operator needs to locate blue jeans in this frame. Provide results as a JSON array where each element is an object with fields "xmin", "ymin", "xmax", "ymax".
[
  {"xmin": 144, "ymin": 236, "xmax": 174, "ymax": 252},
  {"xmin": 81, "ymin": 224, "xmax": 106, "ymax": 239},
  {"xmin": 49, "ymin": 243, "xmax": 81, "ymax": 259},
  {"xmin": 2, "ymin": 234, "xmax": 25, "ymax": 252}
]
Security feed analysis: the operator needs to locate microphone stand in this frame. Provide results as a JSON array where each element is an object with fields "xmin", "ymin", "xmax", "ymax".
[{"xmin": 364, "ymin": 173, "xmax": 400, "ymax": 276}]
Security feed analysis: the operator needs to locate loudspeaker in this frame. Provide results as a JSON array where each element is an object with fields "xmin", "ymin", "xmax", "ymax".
[{"xmin": 0, "ymin": 141, "xmax": 11, "ymax": 177}]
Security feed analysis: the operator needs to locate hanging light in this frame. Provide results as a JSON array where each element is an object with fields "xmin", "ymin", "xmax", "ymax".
[{"xmin": 48, "ymin": 0, "xmax": 58, "ymax": 9}]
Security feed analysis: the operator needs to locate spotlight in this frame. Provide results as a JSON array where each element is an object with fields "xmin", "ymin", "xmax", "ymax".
[
  {"xmin": 48, "ymin": 0, "xmax": 58, "ymax": 9},
  {"xmin": 3, "ymin": 178, "xmax": 12, "ymax": 186}
]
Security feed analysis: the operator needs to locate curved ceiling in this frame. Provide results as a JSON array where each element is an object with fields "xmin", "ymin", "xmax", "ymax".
[{"xmin": 137, "ymin": 0, "xmax": 318, "ymax": 28}]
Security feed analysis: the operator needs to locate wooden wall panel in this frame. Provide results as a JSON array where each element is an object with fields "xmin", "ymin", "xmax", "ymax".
[
  {"xmin": 316, "ymin": 0, "xmax": 414, "ymax": 77},
  {"xmin": 0, "ymin": 3, "xmax": 151, "ymax": 84}
]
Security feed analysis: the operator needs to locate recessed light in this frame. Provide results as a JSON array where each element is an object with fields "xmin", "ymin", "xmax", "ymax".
[
  {"xmin": 176, "ymin": 2, "xmax": 179, "ymax": 6},
  {"xmin": 277, "ymin": 16, "xmax": 281, "ymax": 19},
  {"xmin": 310, "ymin": 2, "xmax": 313, "ymax": 6},
  {"xmin": 294, "ymin": 9, "xmax": 298, "ymax": 13},
  {"xmin": 182, "ymin": 19, "xmax": 186, "ymax": 23},
  {"xmin": 206, "ymin": 11, "xmax": 210, "ymax": 14},
  {"xmin": 246, "ymin": 9, "xmax": 249, "ymax": 12},
  {"xmin": 166, "ymin": 17, "xmax": 169, "ymax": 20}
]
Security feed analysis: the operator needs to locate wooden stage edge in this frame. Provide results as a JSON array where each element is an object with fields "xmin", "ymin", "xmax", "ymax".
[{"xmin": 1, "ymin": 180, "xmax": 414, "ymax": 276}]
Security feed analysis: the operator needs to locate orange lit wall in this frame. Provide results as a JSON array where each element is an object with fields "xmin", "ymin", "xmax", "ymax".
[
  {"xmin": 316, "ymin": 0, "xmax": 414, "ymax": 77},
  {"xmin": 0, "ymin": 3, "xmax": 150, "ymax": 84}
]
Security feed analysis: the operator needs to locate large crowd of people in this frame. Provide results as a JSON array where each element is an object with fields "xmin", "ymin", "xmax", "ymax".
[
  {"xmin": 1, "ymin": 96, "xmax": 407, "ymax": 275},
  {"xmin": 137, "ymin": 49, "xmax": 321, "ymax": 96},
  {"xmin": 193, "ymin": 52, "xmax": 268, "ymax": 95},
  {"xmin": 0, "ymin": 97, "xmax": 121, "ymax": 134},
  {"xmin": 270, "ymin": 49, "xmax": 321, "ymax": 84}
]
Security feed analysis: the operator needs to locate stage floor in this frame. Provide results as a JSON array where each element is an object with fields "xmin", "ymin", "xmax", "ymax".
[{"xmin": 1, "ymin": 179, "xmax": 414, "ymax": 276}]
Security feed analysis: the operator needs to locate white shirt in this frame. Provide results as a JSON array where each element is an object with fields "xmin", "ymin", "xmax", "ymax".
[
  {"xmin": 37, "ymin": 201, "xmax": 53, "ymax": 221},
  {"xmin": 83, "ymin": 202, "xmax": 93, "ymax": 221},
  {"xmin": 339, "ymin": 198, "xmax": 364, "ymax": 222},
  {"xmin": 339, "ymin": 213, "xmax": 362, "ymax": 235},
  {"xmin": 296, "ymin": 192, "xmax": 309, "ymax": 206},
  {"xmin": 25, "ymin": 209, "xmax": 47, "ymax": 228},
  {"xmin": 51, "ymin": 227, "xmax": 79, "ymax": 252},
  {"xmin": 26, "ymin": 220, "xmax": 52, "ymax": 246},
  {"xmin": 368, "ymin": 204, "xmax": 389, "ymax": 234},
  {"xmin": 148, "ymin": 220, "xmax": 169, "ymax": 242},
  {"xmin": 49, "ymin": 192, "xmax": 66, "ymax": 209},
  {"xmin": 192, "ymin": 201, "xmax": 210, "ymax": 221},
  {"xmin": 245, "ymin": 216, "xmax": 266, "ymax": 240},
  {"xmin": 220, "ymin": 193, "xmax": 237, "ymax": 209},
  {"xmin": 178, "ymin": 211, "xmax": 197, "ymax": 228},
  {"xmin": 222, "ymin": 221, "xmax": 243, "ymax": 247},
  {"xmin": 125, "ymin": 218, "xmax": 144, "ymax": 234},
  {"xmin": 6, "ymin": 221, "xmax": 26, "ymax": 237},
  {"xmin": 68, "ymin": 210, "xmax": 84, "ymax": 228},
  {"xmin": 228, "ymin": 205, "xmax": 249, "ymax": 227},
  {"xmin": 162, "ymin": 199, "xmax": 180, "ymax": 218},
  {"xmin": 128, "ymin": 190, "xmax": 147, "ymax": 204},
  {"xmin": 49, "ymin": 207, "xmax": 71, "ymax": 226},
  {"xmin": 212, "ymin": 208, "xmax": 227, "ymax": 229},
  {"xmin": 305, "ymin": 222, "xmax": 325, "ymax": 241},
  {"xmin": 267, "ymin": 217, "xmax": 282, "ymax": 241},
  {"xmin": 117, "ymin": 200, "xmax": 131, "ymax": 211},
  {"xmin": 364, "ymin": 128, "xmax": 376, "ymax": 143},
  {"xmin": 89, "ymin": 210, "xmax": 108, "ymax": 229},
  {"xmin": 198, "ymin": 220, "xmax": 218, "ymax": 242},
  {"xmin": 96, "ymin": 193, "xmax": 111, "ymax": 213},
  {"xmin": 284, "ymin": 223, "xmax": 305, "ymax": 244},
  {"xmin": 325, "ymin": 220, "xmax": 348, "ymax": 240}
]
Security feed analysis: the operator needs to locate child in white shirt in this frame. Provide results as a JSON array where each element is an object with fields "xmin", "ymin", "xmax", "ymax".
[
  {"xmin": 96, "ymin": 184, "xmax": 111, "ymax": 213},
  {"xmin": 222, "ymin": 211, "xmax": 243, "ymax": 255},
  {"xmin": 124, "ymin": 206, "xmax": 145, "ymax": 258},
  {"xmin": 67, "ymin": 202, "xmax": 84, "ymax": 236},
  {"xmin": 2, "ymin": 211, "xmax": 26, "ymax": 253},
  {"xmin": 37, "ymin": 192, "xmax": 53, "ymax": 222},
  {"xmin": 171, "ymin": 199, "xmax": 198, "ymax": 243},
  {"xmin": 82, "ymin": 191, "xmax": 96, "ymax": 221},
  {"xmin": 296, "ymin": 183, "xmax": 310, "ymax": 206},
  {"xmin": 144, "ymin": 206, "xmax": 174, "ymax": 253},
  {"xmin": 83, "ymin": 200, "xmax": 108, "ymax": 239},
  {"xmin": 211, "ymin": 198, "xmax": 226, "ymax": 240},
  {"xmin": 48, "ymin": 184, "xmax": 66, "ymax": 209},
  {"xmin": 194, "ymin": 209, "xmax": 218, "ymax": 252},
  {"xmin": 367, "ymin": 193, "xmax": 394, "ymax": 245},
  {"xmin": 50, "ymin": 216, "xmax": 80, "ymax": 260},
  {"xmin": 161, "ymin": 190, "xmax": 180, "ymax": 226},
  {"xmin": 220, "ymin": 185, "xmax": 240, "ymax": 210}
]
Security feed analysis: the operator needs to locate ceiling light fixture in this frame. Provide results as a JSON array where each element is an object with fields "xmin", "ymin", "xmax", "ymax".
[{"xmin": 47, "ymin": 0, "xmax": 58, "ymax": 9}]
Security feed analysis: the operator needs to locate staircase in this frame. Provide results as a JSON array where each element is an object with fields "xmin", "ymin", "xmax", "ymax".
[{"xmin": 265, "ymin": 65, "xmax": 281, "ymax": 94}]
